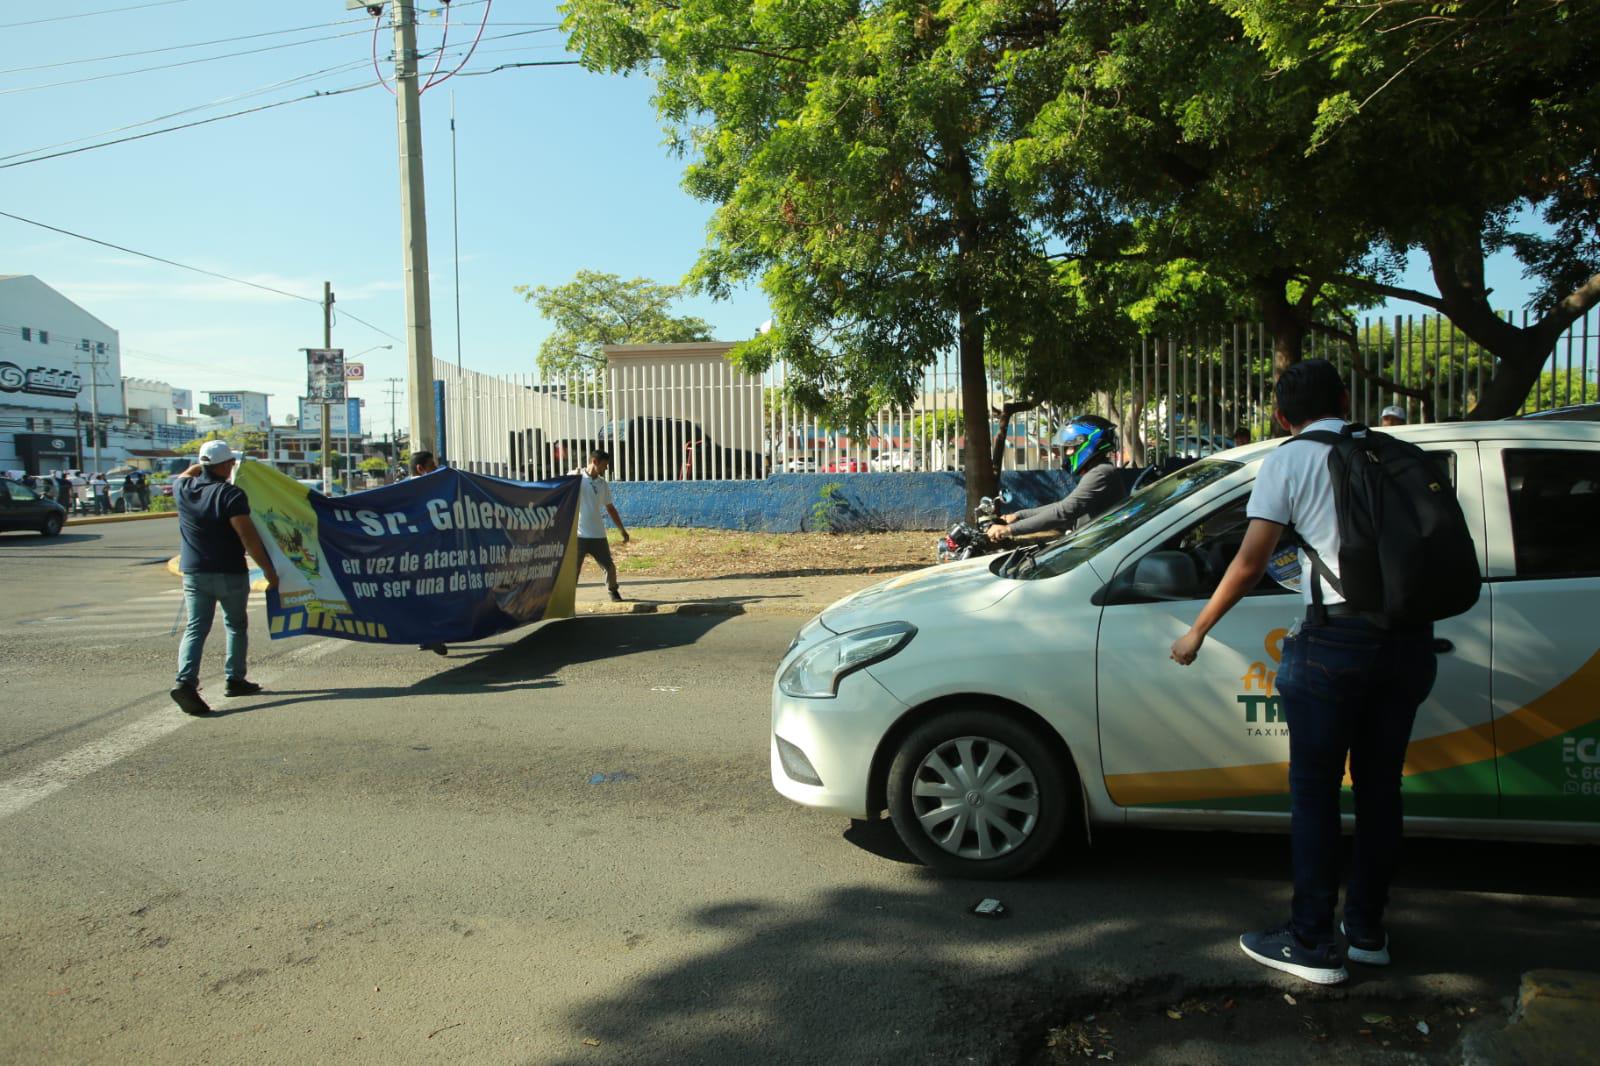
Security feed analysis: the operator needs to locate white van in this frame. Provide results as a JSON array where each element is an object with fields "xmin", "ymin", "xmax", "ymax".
[{"xmin": 771, "ymin": 420, "xmax": 1600, "ymax": 877}]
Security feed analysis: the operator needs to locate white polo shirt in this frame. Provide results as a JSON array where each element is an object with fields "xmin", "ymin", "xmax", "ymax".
[
  {"xmin": 573, "ymin": 469, "xmax": 613, "ymax": 540},
  {"xmin": 1246, "ymin": 417, "xmax": 1346, "ymax": 606}
]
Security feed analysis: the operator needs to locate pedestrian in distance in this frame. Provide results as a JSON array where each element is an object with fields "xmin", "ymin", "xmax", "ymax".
[
  {"xmin": 573, "ymin": 448, "xmax": 630, "ymax": 602},
  {"xmin": 56, "ymin": 471, "xmax": 74, "ymax": 514},
  {"xmin": 1232, "ymin": 426, "xmax": 1252, "ymax": 449},
  {"xmin": 1168, "ymin": 359, "xmax": 1475, "ymax": 986},
  {"xmin": 410, "ymin": 450, "xmax": 449, "ymax": 656},
  {"xmin": 170, "ymin": 440, "xmax": 280, "ymax": 716},
  {"xmin": 1380, "ymin": 404, "xmax": 1408, "ymax": 428},
  {"xmin": 90, "ymin": 471, "xmax": 110, "ymax": 515}
]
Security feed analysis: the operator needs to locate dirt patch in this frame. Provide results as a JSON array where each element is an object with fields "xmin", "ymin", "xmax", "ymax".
[
  {"xmin": 608, "ymin": 528, "xmax": 939, "ymax": 580},
  {"xmin": 1027, "ymin": 985, "xmax": 1494, "ymax": 1065}
]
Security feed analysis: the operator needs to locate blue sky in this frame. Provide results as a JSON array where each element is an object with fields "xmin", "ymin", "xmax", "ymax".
[{"xmin": 1, "ymin": 0, "xmax": 1551, "ymax": 438}]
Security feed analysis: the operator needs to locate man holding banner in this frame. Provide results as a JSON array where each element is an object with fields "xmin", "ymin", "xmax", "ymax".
[{"xmin": 170, "ymin": 441, "xmax": 280, "ymax": 716}]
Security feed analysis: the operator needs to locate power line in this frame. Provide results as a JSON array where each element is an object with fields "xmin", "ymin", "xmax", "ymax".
[
  {"xmin": 0, "ymin": 80, "xmax": 377, "ymax": 170},
  {"xmin": 0, "ymin": 16, "xmax": 371, "ymax": 76},
  {"xmin": 0, "ymin": 0, "xmax": 193, "ymax": 30},
  {"xmin": 0, "ymin": 27, "xmax": 374, "ymax": 97},
  {"xmin": 0, "ymin": 208, "xmax": 323, "ymax": 305},
  {"xmin": 457, "ymin": 60, "xmax": 583, "ymax": 77},
  {"xmin": 0, "ymin": 60, "xmax": 370, "ymax": 164}
]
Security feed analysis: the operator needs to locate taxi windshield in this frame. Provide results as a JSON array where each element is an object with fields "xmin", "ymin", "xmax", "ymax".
[{"xmin": 1021, "ymin": 459, "xmax": 1241, "ymax": 580}]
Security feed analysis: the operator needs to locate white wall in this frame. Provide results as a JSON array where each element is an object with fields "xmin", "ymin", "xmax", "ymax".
[{"xmin": 0, "ymin": 275, "xmax": 125, "ymax": 416}]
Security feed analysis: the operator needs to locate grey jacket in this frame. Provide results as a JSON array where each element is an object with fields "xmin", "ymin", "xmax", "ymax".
[{"xmin": 1006, "ymin": 461, "xmax": 1128, "ymax": 536}]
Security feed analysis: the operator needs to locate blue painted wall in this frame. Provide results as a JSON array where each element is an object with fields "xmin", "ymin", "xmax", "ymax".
[{"xmin": 608, "ymin": 470, "xmax": 1077, "ymax": 532}]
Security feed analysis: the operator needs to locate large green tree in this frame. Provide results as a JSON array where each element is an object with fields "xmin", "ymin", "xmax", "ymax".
[
  {"xmin": 1224, "ymin": 0, "xmax": 1600, "ymax": 417},
  {"xmin": 515, "ymin": 269, "xmax": 714, "ymax": 379},
  {"xmin": 564, "ymin": 0, "xmax": 1126, "ymax": 507}
]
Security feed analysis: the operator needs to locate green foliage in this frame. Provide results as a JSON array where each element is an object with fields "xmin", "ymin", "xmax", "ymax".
[
  {"xmin": 909, "ymin": 409, "xmax": 964, "ymax": 441},
  {"xmin": 177, "ymin": 425, "xmax": 265, "ymax": 456},
  {"xmin": 358, "ymin": 456, "xmax": 389, "ymax": 474},
  {"xmin": 515, "ymin": 269, "xmax": 713, "ymax": 379},
  {"xmin": 147, "ymin": 493, "xmax": 176, "ymax": 513},
  {"xmin": 809, "ymin": 481, "xmax": 845, "ymax": 534}
]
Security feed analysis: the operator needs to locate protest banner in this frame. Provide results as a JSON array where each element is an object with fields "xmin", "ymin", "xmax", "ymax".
[{"xmin": 234, "ymin": 461, "xmax": 581, "ymax": 645}]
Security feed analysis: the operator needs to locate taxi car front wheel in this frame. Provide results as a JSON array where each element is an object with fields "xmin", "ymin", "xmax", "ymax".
[{"xmin": 886, "ymin": 709, "xmax": 1070, "ymax": 879}]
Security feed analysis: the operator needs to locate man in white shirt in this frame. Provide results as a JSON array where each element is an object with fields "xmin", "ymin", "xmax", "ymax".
[
  {"xmin": 574, "ymin": 448, "xmax": 630, "ymax": 602},
  {"xmin": 1168, "ymin": 359, "xmax": 1437, "ymax": 987}
]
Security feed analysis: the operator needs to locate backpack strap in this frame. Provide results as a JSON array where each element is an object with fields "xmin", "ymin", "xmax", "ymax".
[{"xmin": 1278, "ymin": 427, "xmax": 1355, "ymax": 622}]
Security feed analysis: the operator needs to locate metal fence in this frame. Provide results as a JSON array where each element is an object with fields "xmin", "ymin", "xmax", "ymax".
[{"xmin": 435, "ymin": 309, "xmax": 1597, "ymax": 481}]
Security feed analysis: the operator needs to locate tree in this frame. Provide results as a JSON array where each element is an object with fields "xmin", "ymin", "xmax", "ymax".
[
  {"xmin": 515, "ymin": 270, "xmax": 713, "ymax": 379},
  {"xmin": 358, "ymin": 456, "xmax": 389, "ymax": 474},
  {"xmin": 177, "ymin": 425, "xmax": 264, "ymax": 456},
  {"xmin": 1223, "ymin": 0, "xmax": 1600, "ymax": 417},
  {"xmin": 564, "ymin": 0, "xmax": 1125, "ymax": 509}
]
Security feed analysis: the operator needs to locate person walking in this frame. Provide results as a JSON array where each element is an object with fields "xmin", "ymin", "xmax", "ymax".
[
  {"xmin": 55, "ymin": 471, "xmax": 74, "ymax": 513},
  {"xmin": 410, "ymin": 450, "xmax": 449, "ymax": 655},
  {"xmin": 1168, "ymin": 360, "xmax": 1443, "ymax": 986},
  {"xmin": 573, "ymin": 448, "xmax": 629, "ymax": 602},
  {"xmin": 170, "ymin": 441, "xmax": 279, "ymax": 716},
  {"xmin": 90, "ymin": 471, "xmax": 111, "ymax": 515}
]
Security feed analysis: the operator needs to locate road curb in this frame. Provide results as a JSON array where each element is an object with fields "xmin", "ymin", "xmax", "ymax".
[
  {"xmin": 67, "ymin": 510, "xmax": 177, "ymax": 526},
  {"xmin": 1461, "ymin": 970, "xmax": 1600, "ymax": 1065},
  {"xmin": 579, "ymin": 600, "xmax": 805, "ymax": 618}
]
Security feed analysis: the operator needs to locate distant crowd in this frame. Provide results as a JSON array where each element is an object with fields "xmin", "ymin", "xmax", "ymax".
[{"xmin": 0, "ymin": 468, "xmax": 154, "ymax": 514}]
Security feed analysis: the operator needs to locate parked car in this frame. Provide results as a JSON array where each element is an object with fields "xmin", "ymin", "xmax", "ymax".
[
  {"xmin": 819, "ymin": 458, "xmax": 870, "ymax": 474},
  {"xmin": 770, "ymin": 420, "xmax": 1600, "ymax": 878},
  {"xmin": 1169, "ymin": 433, "xmax": 1235, "ymax": 458},
  {"xmin": 0, "ymin": 478, "xmax": 67, "ymax": 536},
  {"xmin": 869, "ymin": 450, "xmax": 921, "ymax": 472}
]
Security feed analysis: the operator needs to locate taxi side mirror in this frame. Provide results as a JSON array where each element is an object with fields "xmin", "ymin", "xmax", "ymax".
[{"xmin": 1127, "ymin": 551, "xmax": 1202, "ymax": 602}]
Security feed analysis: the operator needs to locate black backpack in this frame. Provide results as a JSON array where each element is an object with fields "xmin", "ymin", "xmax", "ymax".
[{"xmin": 1289, "ymin": 425, "xmax": 1481, "ymax": 626}]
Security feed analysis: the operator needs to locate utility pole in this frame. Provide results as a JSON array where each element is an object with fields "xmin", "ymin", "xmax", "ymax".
[
  {"xmin": 384, "ymin": 376, "xmax": 404, "ymax": 465},
  {"xmin": 451, "ymin": 90, "xmax": 462, "ymax": 371},
  {"xmin": 76, "ymin": 341, "xmax": 106, "ymax": 473},
  {"xmin": 392, "ymin": 0, "xmax": 438, "ymax": 456},
  {"xmin": 322, "ymin": 281, "xmax": 335, "ymax": 493}
]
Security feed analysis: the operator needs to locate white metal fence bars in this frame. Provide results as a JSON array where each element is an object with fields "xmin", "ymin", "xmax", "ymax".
[{"xmin": 434, "ymin": 309, "xmax": 1596, "ymax": 480}]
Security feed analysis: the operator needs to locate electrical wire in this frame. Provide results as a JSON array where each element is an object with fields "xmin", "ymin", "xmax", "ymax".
[
  {"xmin": 456, "ymin": 60, "xmax": 583, "ymax": 76},
  {"xmin": 423, "ymin": 0, "xmax": 491, "ymax": 92},
  {"xmin": 0, "ymin": 60, "xmax": 369, "ymax": 164},
  {"xmin": 0, "ymin": 80, "xmax": 377, "ymax": 170},
  {"xmin": 371, "ymin": 7, "xmax": 395, "ymax": 96},
  {"xmin": 0, "ymin": 209, "xmax": 406, "ymax": 343},
  {"xmin": 0, "ymin": 27, "xmax": 374, "ymax": 97},
  {"xmin": 0, "ymin": 16, "xmax": 369, "ymax": 77},
  {"xmin": 423, "ymin": 0, "xmax": 451, "ymax": 89},
  {"xmin": 0, "ymin": 0, "xmax": 193, "ymax": 30}
]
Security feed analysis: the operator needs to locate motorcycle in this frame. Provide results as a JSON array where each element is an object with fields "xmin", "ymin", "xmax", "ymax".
[{"xmin": 935, "ymin": 491, "xmax": 1011, "ymax": 563}]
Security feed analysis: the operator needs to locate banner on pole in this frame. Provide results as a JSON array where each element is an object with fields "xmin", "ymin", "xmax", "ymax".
[
  {"xmin": 344, "ymin": 362, "xmax": 365, "ymax": 381},
  {"xmin": 306, "ymin": 348, "xmax": 346, "ymax": 402},
  {"xmin": 235, "ymin": 461, "xmax": 581, "ymax": 645}
]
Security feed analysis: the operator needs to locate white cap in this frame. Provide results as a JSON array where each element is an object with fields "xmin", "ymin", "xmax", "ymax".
[
  {"xmin": 1380, "ymin": 405, "xmax": 1407, "ymax": 423},
  {"xmin": 198, "ymin": 439, "xmax": 237, "ymax": 465}
]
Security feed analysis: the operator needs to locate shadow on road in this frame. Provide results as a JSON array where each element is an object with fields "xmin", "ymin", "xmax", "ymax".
[
  {"xmin": 545, "ymin": 829, "xmax": 1597, "ymax": 1065},
  {"xmin": 210, "ymin": 613, "xmax": 741, "ymax": 716},
  {"xmin": 0, "ymin": 531, "xmax": 104, "ymax": 551}
]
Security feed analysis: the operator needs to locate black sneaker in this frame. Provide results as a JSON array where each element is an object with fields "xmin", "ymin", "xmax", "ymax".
[
  {"xmin": 1341, "ymin": 921, "xmax": 1391, "ymax": 966},
  {"xmin": 1239, "ymin": 925, "xmax": 1348, "ymax": 985},
  {"xmin": 170, "ymin": 684, "xmax": 211, "ymax": 716},
  {"xmin": 608, "ymin": 588, "xmax": 623, "ymax": 602},
  {"xmin": 224, "ymin": 678, "xmax": 263, "ymax": 697}
]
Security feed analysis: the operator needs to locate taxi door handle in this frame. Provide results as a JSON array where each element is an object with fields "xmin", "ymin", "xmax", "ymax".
[{"xmin": 1433, "ymin": 639, "xmax": 1455, "ymax": 654}]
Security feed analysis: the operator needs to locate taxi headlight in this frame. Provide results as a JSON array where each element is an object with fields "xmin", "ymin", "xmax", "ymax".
[{"xmin": 778, "ymin": 622, "xmax": 916, "ymax": 699}]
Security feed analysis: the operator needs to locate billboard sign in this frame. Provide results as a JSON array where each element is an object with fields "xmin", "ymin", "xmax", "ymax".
[
  {"xmin": 344, "ymin": 362, "xmax": 365, "ymax": 381},
  {"xmin": 207, "ymin": 391, "xmax": 270, "ymax": 428},
  {"xmin": 170, "ymin": 387, "xmax": 193, "ymax": 412},
  {"xmin": 306, "ymin": 349, "xmax": 346, "ymax": 403},
  {"xmin": 298, "ymin": 397, "xmax": 363, "ymax": 435}
]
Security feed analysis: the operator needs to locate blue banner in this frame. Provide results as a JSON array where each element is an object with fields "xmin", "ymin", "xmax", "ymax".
[{"xmin": 236, "ymin": 462, "xmax": 581, "ymax": 645}]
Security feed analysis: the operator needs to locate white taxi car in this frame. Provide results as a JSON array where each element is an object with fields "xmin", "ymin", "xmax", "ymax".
[{"xmin": 771, "ymin": 420, "xmax": 1600, "ymax": 878}]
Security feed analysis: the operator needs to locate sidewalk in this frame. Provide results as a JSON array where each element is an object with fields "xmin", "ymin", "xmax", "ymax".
[{"xmin": 574, "ymin": 561, "xmax": 923, "ymax": 618}]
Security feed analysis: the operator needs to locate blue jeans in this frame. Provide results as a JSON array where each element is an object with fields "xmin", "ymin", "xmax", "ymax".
[
  {"xmin": 176, "ymin": 572, "xmax": 250, "ymax": 686},
  {"xmin": 1276, "ymin": 617, "xmax": 1437, "ymax": 946}
]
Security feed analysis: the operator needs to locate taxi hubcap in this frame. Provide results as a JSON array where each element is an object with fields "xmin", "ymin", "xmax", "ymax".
[{"xmin": 911, "ymin": 736, "xmax": 1040, "ymax": 860}]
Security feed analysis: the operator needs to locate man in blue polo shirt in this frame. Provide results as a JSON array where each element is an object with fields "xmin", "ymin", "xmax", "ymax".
[{"xmin": 170, "ymin": 440, "xmax": 279, "ymax": 716}]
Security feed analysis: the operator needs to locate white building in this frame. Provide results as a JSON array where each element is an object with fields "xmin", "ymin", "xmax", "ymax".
[{"xmin": 0, "ymin": 275, "xmax": 124, "ymax": 473}]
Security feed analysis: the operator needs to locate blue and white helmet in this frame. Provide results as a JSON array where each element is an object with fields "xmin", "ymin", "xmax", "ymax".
[{"xmin": 1055, "ymin": 415, "xmax": 1118, "ymax": 474}]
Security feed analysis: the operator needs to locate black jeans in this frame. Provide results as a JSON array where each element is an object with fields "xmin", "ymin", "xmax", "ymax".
[{"xmin": 1276, "ymin": 617, "xmax": 1437, "ymax": 946}]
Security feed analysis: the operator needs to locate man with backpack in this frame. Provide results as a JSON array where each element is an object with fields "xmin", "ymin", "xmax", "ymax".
[{"xmin": 1168, "ymin": 359, "xmax": 1477, "ymax": 986}]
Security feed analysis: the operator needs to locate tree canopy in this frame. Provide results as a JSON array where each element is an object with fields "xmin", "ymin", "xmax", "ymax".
[{"xmin": 516, "ymin": 270, "xmax": 713, "ymax": 379}]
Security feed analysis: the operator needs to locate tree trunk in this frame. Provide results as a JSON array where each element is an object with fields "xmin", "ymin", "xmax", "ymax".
[
  {"xmin": 1259, "ymin": 281, "xmax": 1307, "ymax": 380},
  {"xmin": 959, "ymin": 305, "xmax": 997, "ymax": 513},
  {"xmin": 991, "ymin": 400, "xmax": 1039, "ymax": 476}
]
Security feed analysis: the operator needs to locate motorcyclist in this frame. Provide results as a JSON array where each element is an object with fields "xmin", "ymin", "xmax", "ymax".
[{"xmin": 986, "ymin": 415, "xmax": 1128, "ymax": 541}]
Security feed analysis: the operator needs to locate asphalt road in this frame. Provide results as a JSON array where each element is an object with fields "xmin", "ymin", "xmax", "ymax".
[{"xmin": 1, "ymin": 521, "xmax": 1596, "ymax": 1064}]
